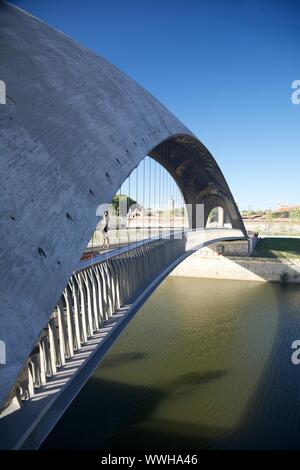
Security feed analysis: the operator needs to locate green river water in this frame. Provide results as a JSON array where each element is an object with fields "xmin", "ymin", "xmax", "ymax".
[{"xmin": 43, "ymin": 277, "xmax": 300, "ymax": 449}]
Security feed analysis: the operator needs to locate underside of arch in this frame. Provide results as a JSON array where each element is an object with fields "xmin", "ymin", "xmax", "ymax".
[{"xmin": 150, "ymin": 137, "xmax": 245, "ymax": 232}]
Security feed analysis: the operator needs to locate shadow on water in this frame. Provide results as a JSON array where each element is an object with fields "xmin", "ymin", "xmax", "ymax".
[
  {"xmin": 100, "ymin": 352, "xmax": 148, "ymax": 369},
  {"xmin": 42, "ymin": 281, "xmax": 300, "ymax": 450},
  {"xmin": 172, "ymin": 370, "xmax": 228, "ymax": 387},
  {"xmin": 42, "ymin": 369, "xmax": 229, "ymax": 449},
  {"xmin": 166, "ymin": 370, "xmax": 229, "ymax": 401}
]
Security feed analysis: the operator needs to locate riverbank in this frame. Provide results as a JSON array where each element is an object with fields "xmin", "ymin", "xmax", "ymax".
[
  {"xmin": 171, "ymin": 238, "xmax": 300, "ymax": 283},
  {"xmin": 244, "ymin": 219, "xmax": 300, "ymax": 237},
  {"xmin": 254, "ymin": 237, "xmax": 300, "ymax": 260}
]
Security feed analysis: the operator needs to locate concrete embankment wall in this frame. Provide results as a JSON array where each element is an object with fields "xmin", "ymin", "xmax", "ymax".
[{"xmin": 170, "ymin": 245, "xmax": 300, "ymax": 283}]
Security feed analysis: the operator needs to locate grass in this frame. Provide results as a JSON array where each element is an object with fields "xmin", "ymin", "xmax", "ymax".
[{"xmin": 254, "ymin": 237, "xmax": 300, "ymax": 260}]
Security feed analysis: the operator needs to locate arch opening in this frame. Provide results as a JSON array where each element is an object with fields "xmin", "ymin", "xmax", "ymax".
[
  {"xmin": 206, "ymin": 207, "xmax": 232, "ymax": 229},
  {"xmin": 82, "ymin": 155, "xmax": 189, "ymax": 261},
  {"xmin": 81, "ymin": 134, "xmax": 246, "ymax": 263}
]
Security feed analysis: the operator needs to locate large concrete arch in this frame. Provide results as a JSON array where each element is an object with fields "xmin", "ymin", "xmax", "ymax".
[{"xmin": 0, "ymin": 2, "xmax": 246, "ymax": 408}]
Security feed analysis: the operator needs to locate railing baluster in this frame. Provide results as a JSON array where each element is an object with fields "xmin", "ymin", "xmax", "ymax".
[
  {"xmin": 75, "ymin": 273, "xmax": 88, "ymax": 343},
  {"xmin": 99, "ymin": 264, "xmax": 109, "ymax": 320},
  {"xmin": 15, "ymin": 237, "xmax": 186, "ymax": 407},
  {"xmin": 64, "ymin": 286, "xmax": 75, "ymax": 356},
  {"xmin": 71, "ymin": 278, "xmax": 82, "ymax": 350},
  {"xmin": 48, "ymin": 318, "xmax": 58, "ymax": 374},
  {"xmin": 57, "ymin": 300, "xmax": 68, "ymax": 365},
  {"xmin": 39, "ymin": 338, "xmax": 47, "ymax": 386},
  {"xmin": 103, "ymin": 262, "xmax": 113, "ymax": 316},
  {"xmin": 88, "ymin": 268, "xmax": 100, "ymax": 331},
  {"xmin": 94, "ymin": 265, "xmax": 105, "ymax": 323},
  {"xmin": 27, "ymin": 362, "xmax": 35, "ymax": 398},
  {"xmin": 111, "ymin": 259, "xmax": 121, "ymax": 310},
  {"xmin": 82, "ymin": 270, "xmax": 94, "ymax": 336}
]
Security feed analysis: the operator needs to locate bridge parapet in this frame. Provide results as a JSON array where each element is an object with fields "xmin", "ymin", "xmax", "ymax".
[{"xmin": 16, "ymin": 236, "xmax": 186, "ymax": 403}]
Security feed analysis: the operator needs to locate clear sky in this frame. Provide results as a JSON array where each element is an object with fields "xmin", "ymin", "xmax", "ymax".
[{"xmin": 10, "ymin": 0, "xmax": 300, "ymax": 210}]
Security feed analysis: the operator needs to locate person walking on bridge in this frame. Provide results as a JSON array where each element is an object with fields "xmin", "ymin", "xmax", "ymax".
[{"xmin": 101, "ymin": 210, "xmax": 110, "ymax": 249}]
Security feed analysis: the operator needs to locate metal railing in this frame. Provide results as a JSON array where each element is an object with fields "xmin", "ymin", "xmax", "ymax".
[{"xmin": 16, "ymin": 236, "xmax": 186, "ymax": 402}]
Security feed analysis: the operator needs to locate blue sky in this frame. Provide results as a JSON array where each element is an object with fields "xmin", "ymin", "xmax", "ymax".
[{"xmin": 11, "ymin": 0, "xmax": 300, "ymax": 210}]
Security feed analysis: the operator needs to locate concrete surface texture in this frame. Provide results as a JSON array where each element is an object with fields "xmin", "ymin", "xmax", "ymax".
[{"xmin": 0, "ymin": 2, "xmax": 245, "ymax": 408}]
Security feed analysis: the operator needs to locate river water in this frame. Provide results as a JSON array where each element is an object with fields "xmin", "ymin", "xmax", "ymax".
[{"xmin": 43, "ymin": 277, "xmax": 300, "ymax": 449}]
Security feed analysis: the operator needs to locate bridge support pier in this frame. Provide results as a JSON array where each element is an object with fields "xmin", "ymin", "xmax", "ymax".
[{"xmin": 218, "ymin": 207, "xmax": 225, "ymax": 228}]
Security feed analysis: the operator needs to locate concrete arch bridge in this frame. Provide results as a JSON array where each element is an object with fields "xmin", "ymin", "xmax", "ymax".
[{"xmin": 0, "ymin": 2, "xmax": 247, "ymax": 448}]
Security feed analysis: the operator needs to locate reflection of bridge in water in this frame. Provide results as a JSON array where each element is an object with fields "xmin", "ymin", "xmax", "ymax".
[{"xmin": 0, "ymin": 3, "xmax": 248, "ymax": 449}]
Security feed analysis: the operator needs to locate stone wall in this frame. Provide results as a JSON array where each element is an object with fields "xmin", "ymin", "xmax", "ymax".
[
  {"xmin": 171, "ymin": 246, "xmax": 300, "ymax": 283},
  {"xmin": 206, "ymin": 239, "xmax": 250, "ymax": 256}
]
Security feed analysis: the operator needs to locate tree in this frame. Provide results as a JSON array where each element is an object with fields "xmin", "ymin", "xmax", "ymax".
[
  {"xmin": 111, "ymin": 194, "xmax": 137, "ymax": 215},
  {"xmin": 265, "ymin": 209, "xmax": 275, "ymax": 234},
  {"xmin": 208, "ymin": 207, "xmax": 218, "ymax": 223},
  {"xmin": 291, "ymin": 208, "xmax": 300, "ymax": 220}
]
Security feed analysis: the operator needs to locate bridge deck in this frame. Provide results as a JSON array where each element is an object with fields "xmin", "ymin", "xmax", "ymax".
[{"xmin": 78, "ymin": 228, "xmax": 246, "ymax": 270}]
